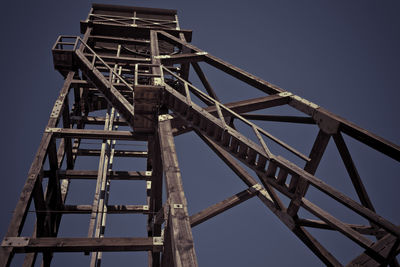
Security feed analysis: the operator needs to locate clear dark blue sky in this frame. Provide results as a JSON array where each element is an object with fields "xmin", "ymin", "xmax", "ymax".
[{"xmin": 0, "ymin": 1, "xmax": 399, "ymax": 266}]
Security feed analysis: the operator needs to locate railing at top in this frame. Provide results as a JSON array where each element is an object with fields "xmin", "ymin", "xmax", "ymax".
[
  {"xmin": 88, "ymin": 13, "xmax": 179, "ymax": 30},
  {"xmin": 161, "ymin": 66, "xmax": 311, "ymax": 162},
  {"xmin": 53, "ymin": 36, "xmax": 134, "ymax": 92}
]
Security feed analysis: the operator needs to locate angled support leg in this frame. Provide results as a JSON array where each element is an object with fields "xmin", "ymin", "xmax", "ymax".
[{"xmin": 158, "ymin": 115, "xmax": 198, "ymax": 267}]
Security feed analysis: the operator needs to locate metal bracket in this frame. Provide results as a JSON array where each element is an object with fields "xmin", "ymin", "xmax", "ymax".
[
  {"xmin": 154, "ymin": 55, "xmax": 171, "ymax": 59},
  {"xmin": 158, "ymin": 114, "xmax": 174, "ymax": 122},
  {"xmin": 45, "ymin": 127, "xmax": 61, "ymax": 133},
  {"xmin": 153, "ymin": 236, "xmax": 163, "ymax": 245},
  {"xmin": 145, "ymin": 171, "xmax": 152, "ymax": 177},
  {"xmin": 146, "ymin": 181, "xmax": 152, "ymax": 190},
  {"xmin": 2, "ymin": 237, "xmax": 29, "ymax": 247},
  {"xmin": 195, "ymin": 51, "xmax": 208, "ymax": 55},
  {"xmin": 290, "ymin": 95, "xmax": 319, "ymax": 109},
  {"xmin": 50, "ymin": 100, "xmax": 63, "ymax": 118},
  {"xmin": 313, "ymin": 110, "xmax": 340, "ymax": 135},
  {"xmin": 251, "ymin": 183, "xmax": 263, "ymax": 192},
  {"xmin": 278, "ymin": 92, "xmax": 293, "ymax": 97}
]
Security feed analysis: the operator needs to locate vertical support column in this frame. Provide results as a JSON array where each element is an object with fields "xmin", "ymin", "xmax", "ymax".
[
  {"xmin": 158, "ymin": 115, "xmax": 198, "ymax": 267},
  {"xmin": 148, "ymin": 29, "xmax": 163, "ymax": 267},
  {"xmin": 147, "ymin": 134, "xmax": 163, "ymax": 267}
]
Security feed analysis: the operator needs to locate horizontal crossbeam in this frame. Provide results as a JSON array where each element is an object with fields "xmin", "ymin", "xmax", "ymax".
[{"xmin": 2, "ymin": 237, "xmax": 162, "ymax": 253}]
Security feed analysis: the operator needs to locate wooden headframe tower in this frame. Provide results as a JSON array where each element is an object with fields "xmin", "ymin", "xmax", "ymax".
[{"xmin": 1, "ymin": 3, "xmax": 399, "ymax": 266}]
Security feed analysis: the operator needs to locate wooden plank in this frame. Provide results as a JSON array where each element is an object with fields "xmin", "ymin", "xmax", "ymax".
[
  {"xmin": 146, "ymin": 134, "xmax": 163, "ymax": 267},
  {"xmin": 75, "ymin": 148, "xmax": 148, "ymax": 157},
  {"xmin": 57, "ymin": 170, "xmax": 151, "ymax": 180},
  {"xmin": 300, "ymin": 198, "xmax": 381, "ymax": 255},
  {"xmin": 89, "ymin": 35, "xmax": 151, "ymax": 45},
  {"xmin": 190, "ymin": 186, "xmax": 258, "ymax": 227},
  {"xmin": 48, "ymin": 128, "xmax": 148, "ymax": 141},
  {"xmin": 62, "ymin": 205, "xmax": 149, "ymax": 214},
  {"xmin": 297, "ymin": 219, "xmax": 386, "ymax": 236},
  {"xmin": 205, "ymin": 94, "xmax": 290, "ymax": 115},
  {"xmin": 70, "ymin": 115, "xmax": 129, "ymax": 126},
  {"xmin": 40, "ymin": 137, "xmax": 62, "ymax": 266},
  {"xmin": 158, "ymin": 116, "xmax": 198, "ymax": 267},
  {"xmin": 158, "ymin": 53, "xmax": 205, "ymax": 65},
  {"xmin": 2, "ymin": 237, "xmax": 162, "ymax": 253},
  {"xmin": 241, "ymin": 114, "xmax": 315, "ymax": 124},
  {"xmin": 61, "ymin": 96, "xmax": 74, "ymax": 169}
]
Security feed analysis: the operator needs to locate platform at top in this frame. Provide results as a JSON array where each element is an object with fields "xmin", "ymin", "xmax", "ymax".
[{"xmin": 80, "ymin": 3, "xmax": 192, "ymax": 42}]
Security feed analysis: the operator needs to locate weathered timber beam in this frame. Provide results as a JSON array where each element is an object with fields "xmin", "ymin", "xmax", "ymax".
[
  {"xmin": 83, "ymin": 52, "xmax": 150, "ymax": 64},
  {"xmin": 149, "ymin": 32, "xmax": 163, "ymax": 267},
  {"xmin": 47, "ymin": 128, "xmax": 148, "ymax": 141},
  {"xmin": 241, "ymin": 113, "xmax": 315, "ymax": 124},
  {"xmin": 207, "ymin": 94, "xmax": 290, "ymax": 115},
  {"xmin": 71, "ymin": 79, "xmax": 132, "ymax": 90},
  {"xmin": 61, "ymin": 96, "xmax": 74, "ymax": 169},
  {"xmin": 300, "ymin": 198, "xmax": 384, "ymax": 262},
  {"xmin": 56, "ymin": 170, "xmax": 151, "ymax": 180},
  {"xmin": 2, "ymin": 237, "xmax": 162, "ymax": 253},
  {"xmin": 82, "ymin": 21, "xmax": 192, "ymax": 42},
  {"xmin": 297, "ymin": 219, "xmax": 386, "ymax": 236},
  {"xmin": 190, "ymin": 186, "xmax": 259, "ymax": 227},
  {"xmin": 70, "ymin": 115, "xmax": 129, "ymax": 126},
  {"xmin": 88, "ymin": 35, "xmax": 150, "ymax": 45},
  {"xmin": 75, "ymin": 148, "xmax": 148, "ymax": 157},
  {"xmin": 158, "ymin": 116, "xmax": 198, "ymax": 267},
  {"xmin": 62, "ymin": 205, "xmax": 149, "ymax": 214},
  {"xmin": 157, "ymin": 53, "xmax": 205, "ymax": 65}
]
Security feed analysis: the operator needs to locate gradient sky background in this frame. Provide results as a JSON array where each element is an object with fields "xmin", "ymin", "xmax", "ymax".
[{"xmin": 0, "ymin": 1, "xmax": 399, "ymax": 266}]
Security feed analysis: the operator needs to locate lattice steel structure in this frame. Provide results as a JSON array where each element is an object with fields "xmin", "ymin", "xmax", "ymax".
[{"xmin": 1, "ymin": 3, "xmax": 399, "ymax": 267}]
